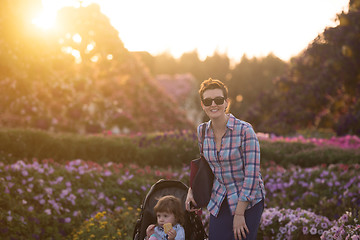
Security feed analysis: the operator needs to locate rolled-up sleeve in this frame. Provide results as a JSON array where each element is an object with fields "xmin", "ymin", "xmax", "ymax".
[{"xmin": 238, "ymin": 125, "xmax": 261, "ymax": 202}]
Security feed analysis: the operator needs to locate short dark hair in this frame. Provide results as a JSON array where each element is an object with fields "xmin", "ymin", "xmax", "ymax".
[
  {"xmin": 199, "ymin": 78, "xmax": 228, "ymax": 100},
  {"xmin": 154, "ymin": 195, "xmax": 184, "ymax": 225}
]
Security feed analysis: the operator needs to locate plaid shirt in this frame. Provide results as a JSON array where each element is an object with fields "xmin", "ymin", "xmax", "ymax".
[{"xmin": 197, "ymin": 114, "xmax": 265, "ymax": 217}]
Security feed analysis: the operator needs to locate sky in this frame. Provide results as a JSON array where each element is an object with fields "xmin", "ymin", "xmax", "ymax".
[{"xmin": 37, "ymin": 0, "xmax": 349, "ymax": 63}]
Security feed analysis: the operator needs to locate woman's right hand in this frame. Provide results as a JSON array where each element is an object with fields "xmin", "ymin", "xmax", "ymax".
[{"xmin": 185, "ymin": 188, "xmax": 200, "ymax": 212}]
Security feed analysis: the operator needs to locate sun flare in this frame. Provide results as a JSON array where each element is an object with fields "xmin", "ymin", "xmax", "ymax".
[
  {"xmin": 32, "ymin": 0, "xmax": 349, "ymax": 61},
  {"xmin": 32, "ymin": 12, "xmax": 56, "ymax": 30}
]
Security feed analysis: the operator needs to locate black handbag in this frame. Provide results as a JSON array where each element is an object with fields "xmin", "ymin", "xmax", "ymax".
[{"xmin": 190, "ymin": 124, "xmax": 214, "ymax": 208}]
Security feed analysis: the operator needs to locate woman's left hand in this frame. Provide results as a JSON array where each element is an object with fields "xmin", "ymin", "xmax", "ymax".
[{"xmin": 233, "ymin": 215, "xmax": 249, "ymax": 240}]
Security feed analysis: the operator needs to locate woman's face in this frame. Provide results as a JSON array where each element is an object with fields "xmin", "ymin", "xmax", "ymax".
[{"xmin": 201, "ymin": 88, "xmax": 228, "ymax": 120}]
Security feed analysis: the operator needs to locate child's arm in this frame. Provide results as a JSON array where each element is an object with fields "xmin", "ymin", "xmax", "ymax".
[
  {"xmin": 145, "ymin": 224, "xmax": 156, "ymax": 239},
  {"xmin": 174, "ymin": 225, "xmax": 185, "ymax": 240}
]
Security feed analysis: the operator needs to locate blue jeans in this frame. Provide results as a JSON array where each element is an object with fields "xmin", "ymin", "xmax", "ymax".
[{"xmin": 209, "ymin": 198, "xmax": 264, "ymax": 240}]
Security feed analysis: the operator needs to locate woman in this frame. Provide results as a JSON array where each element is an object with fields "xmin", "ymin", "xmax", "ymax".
[{"xmin": 185, "ymin": 78, "xmax": 265, "ymax": 240}]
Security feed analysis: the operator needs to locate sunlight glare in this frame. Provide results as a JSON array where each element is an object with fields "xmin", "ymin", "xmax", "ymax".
[
  {"xmin": 72, "ymin": 34, "xmax": 82, "ymax": 44},
  {"xmin": 40, "ymin": 0, "xmax": 349, "ymax": 62},
  {"xmin": 61, "ymin": 46, "xmax": 73, "ymax": 54},
  {"xmin": 61, "ymin": 46, "xmax": 82, "ymax": 63},
  {"xmin": 72, "ymin": 50, "xmax": 82, "ymax": 64},
  {"xmin": 32, "ymin": 12, "xmax": 56, "ymax": 30},
  {"xmin": 85, "ymin": 43, "xmax": 95, "ymax": 53},
  {"xmin": 91, "ymin": 55, "xmax": 99, "ymax": 63}
]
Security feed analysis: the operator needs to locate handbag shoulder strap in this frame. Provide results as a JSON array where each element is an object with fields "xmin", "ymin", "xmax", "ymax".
[{"xmin": 200, "ymin": 123, "xmax": 206, "ymax": 154}]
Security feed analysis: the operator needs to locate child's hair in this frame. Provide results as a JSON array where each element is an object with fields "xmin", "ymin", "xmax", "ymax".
[
  {"xmin": 154, "ymin": 195, "xmax": 184, "ymax": 225},
  {"xmin": 198, "ymin": 78, "xmax": 228, "ymax": 100}
]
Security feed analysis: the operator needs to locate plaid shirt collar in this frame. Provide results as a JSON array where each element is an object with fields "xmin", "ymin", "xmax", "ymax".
[{"xmin": 205, "ymin": 113, "xmax": 236, "ymax": 134}]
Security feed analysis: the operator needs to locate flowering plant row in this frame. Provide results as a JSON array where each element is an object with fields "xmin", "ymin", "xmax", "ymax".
[
  {"xmin": 257, "ymin": 133, "xmax": 360, "ymax": 150},
  {"xmin": 1, "ymin": 159, "xmax": 359, "ymax": 239}
]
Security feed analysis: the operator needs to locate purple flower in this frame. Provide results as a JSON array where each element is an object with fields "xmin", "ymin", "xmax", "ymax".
[
  {"xmin": 303, "ymin": 226, "xmax": 309, "ymax": 234},
  {"xmin": 67, "ymin": 194, "xmax": 76, "ymax": 205},
  {"xmin": 73, "ymin": 211, "xmax": 81, "ymax": 217},
  {"xmin": 290, "ymin": 225, "xmax": 297, "ymax": 232},
  {"xmin": 22, "ymin": 170, "xmax": 29, "ymax": 176},
  {"xmin": 60, "ymin": 189, "xmax": 70, "ymax": 198},
  {"xmin": 117, "ymin": 179, "xmax": 124, "ymax": 185},
  {"xmin": 64, "ymin": 217, "xmax": 71, "ymax": 223},
  {"xmin": 44, "ymin": 187, "xmax": 53, "ymax": 195},
  {"xmin": 98, "ymin": 192, "xmax": 105, "ymax": 200},
  {"xmin": 310, "ymin": 227, "xmax": 317, "ymax": 235},
  {"xmin": 47, "ymin": 167, "xmax": 54, "ymax": 175},
  {"xmin": 341, "ymin": 214, "xmax": 349, "ymax": 223},
  {"xmin": 44, "ymin": 209, "xmax": 51, "ymax": 215},
  {"xmin": 321, "ymin": 222, "xmax": 328, "ymax": 229}
]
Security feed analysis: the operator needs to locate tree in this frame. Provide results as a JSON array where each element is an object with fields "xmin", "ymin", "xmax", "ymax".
[
  {"xmin": 203, "ymin": 52, "xmax": 231, "ymax": 83},
  {"xmin": 227, "ymin": 54, "xmax": 287, "ymax": 131},
  {"xmin": 268, "ymin": 0, "xmax": 360, "ymax": 135},
  {"xmin": 0, "ymin": 1, "xmax": 194, "ymax": 133}
]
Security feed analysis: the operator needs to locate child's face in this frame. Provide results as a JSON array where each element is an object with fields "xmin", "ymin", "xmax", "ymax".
[{"xmin": 156, "ymin": 211, "xmax": 176, "ymax": 227}]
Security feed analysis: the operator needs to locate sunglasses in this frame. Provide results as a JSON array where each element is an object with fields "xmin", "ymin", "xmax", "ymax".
[{"xmin": 202, "ymin": 97, "xmax": 226, "ymax": 106}]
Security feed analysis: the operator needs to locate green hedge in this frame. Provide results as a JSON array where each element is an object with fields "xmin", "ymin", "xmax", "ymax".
[
  {"xmin": 259, "ymin": 140, "xmax": 360, "ymax": 167},
  {"xmin": 0, "ymin": 128, "xmax": 359, "ymax": 167}
]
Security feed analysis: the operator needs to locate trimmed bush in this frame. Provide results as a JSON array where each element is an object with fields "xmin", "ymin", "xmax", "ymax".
[{"xmin": 0, "ymin": 128, "xmax": 359, "ymax": 168}]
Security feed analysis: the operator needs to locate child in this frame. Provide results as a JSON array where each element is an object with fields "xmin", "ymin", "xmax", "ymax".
[{"xmin": 145, "ymin": 195, "xmax": 185, "ymax": 240}]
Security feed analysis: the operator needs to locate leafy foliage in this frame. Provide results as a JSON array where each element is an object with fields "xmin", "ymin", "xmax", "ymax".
[
  {"xmin": 266, "ymin": 1, "xmax": 360, "ymax": 135},
  {"xmin": 0, "ymin": 1, "xmax": 193, "ymax": 134}
]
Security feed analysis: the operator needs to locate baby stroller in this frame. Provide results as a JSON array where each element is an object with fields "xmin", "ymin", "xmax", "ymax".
[{"xmin": 133, "ymin": 179, "xmax": 208, "ymax": 240}]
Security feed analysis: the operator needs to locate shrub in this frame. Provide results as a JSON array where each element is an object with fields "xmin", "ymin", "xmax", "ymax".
[{"xmin": 1, "ymin": 128, "xmax": 359, "ymax": 168}]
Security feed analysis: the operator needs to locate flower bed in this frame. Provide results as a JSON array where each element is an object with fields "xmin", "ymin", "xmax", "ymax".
[
  {"xmin": 321, "ymin": 211, "xmax": 360, "ymax": 240},
  {"xmin": 263, "ymin": 162, "xmax": 360, "ymax": 219},
  {"xmin": 258, "ymin": 133, "xmax": 360, "ymax": 150},
  {"xmin": 1, "ymin": 159, "xmax": 359, "ymax": 239},
  {"xmin": 260, "ymin": 207, "xmax": 334, "ymax": 239}
]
